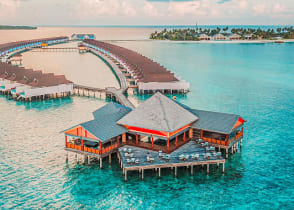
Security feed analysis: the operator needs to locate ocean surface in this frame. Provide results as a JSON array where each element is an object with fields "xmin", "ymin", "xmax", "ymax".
[{"xmin": 0, "ymin": 27, "xmax": 294, "ymax": 209}]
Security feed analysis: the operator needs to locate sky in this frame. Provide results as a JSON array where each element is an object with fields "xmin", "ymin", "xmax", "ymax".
[{"xmin": 0, "ymin": 0, "xmax": 293, "ymax": 26}]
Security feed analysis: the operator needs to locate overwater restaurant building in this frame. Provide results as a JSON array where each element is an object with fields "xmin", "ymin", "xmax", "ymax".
[{"xmin": 64, "ymin": 92, "xmax": 245, "ymax": 158}]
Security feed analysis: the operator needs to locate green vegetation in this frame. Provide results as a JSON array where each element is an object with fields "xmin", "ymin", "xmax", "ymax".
[
  {"xmin": 0, "ymin": 25, "xmax": 37, "ymax": 30},
  {"xmin": 150, "ymin": 26, "xmax": 294, "ymax": 41}
]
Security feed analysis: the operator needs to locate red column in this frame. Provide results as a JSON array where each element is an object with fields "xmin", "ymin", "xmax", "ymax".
[
  {"xmin": 77, "ymin": 127, "xmax": 79, "ymax": 136},
  {"xmin": 85, "ymin": 130, "xmax": 87, "ymax": 138},
  {"xmin": 226, "ymin": 134, "xmax": 229, "ymax": 146},
  {"xmin": 200, "ymin": 129, "xmax": 203, "ymax": 138},
  {"xmin": 176, "ymin": 136, "xmax": 178, "ymax": 147},
  {"xmin": 65, "ymin": 136, "xmax": 67, "ymax": 147},
  {"xmin": 136, "ymin": 134, "xmax": 138, "ymax": 145},
  {"xmin": 167, "ymin": 138, "xmax": 170, "ymax": 152},
  {"xmin": 152, "ymin": 136, "xmax": 154, "ymax": 149},
  {"xmin": 184, "ymin": 132, "xmax": 186, "ymax": 142},
  {"xmin": 82, "ymin": 139, "xmax": 84, "ymax": 151}
]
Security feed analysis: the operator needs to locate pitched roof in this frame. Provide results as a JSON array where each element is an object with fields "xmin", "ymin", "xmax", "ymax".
[
  {"xmin": 174, "ymin": 101, "xmax": 242, "ymax": 134},
  {"xmin": 117, "ymin": 92, "xmax": 198, "ymax": 132},
  {"xmin": 79, "ymin": 103, "xmax": 132, "ymax": 142}
]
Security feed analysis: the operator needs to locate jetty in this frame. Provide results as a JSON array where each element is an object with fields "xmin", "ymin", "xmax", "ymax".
[
  {"xmin": 64, "ymin": 92, "xmax": 245, "ymax": 180},
  {"xmin": 83, "ymin": 39, "xmax": 190, "ymax": 94}
]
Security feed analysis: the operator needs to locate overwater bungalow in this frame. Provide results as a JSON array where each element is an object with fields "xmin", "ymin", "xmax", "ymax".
[
  {"xmin": 0, "ymin": 61, "xmax": 73, "ymax": 100},
  {"xmin": 64, "ymin": 92, "xmax": 245, "ymax": 179},
  {"xmin": 71, "ymin": 34, "xmax": 96, "ymax": 40}
]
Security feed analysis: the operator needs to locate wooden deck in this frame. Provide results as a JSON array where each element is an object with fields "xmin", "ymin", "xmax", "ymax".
[{"xmin": 118, "ymin": 141, "xmax": 225, "ymax": 181}]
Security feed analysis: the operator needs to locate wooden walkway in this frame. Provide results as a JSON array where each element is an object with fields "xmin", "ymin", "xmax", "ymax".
[
  {"xmin": 89, "ymin": 49, "xmax": 128, "ymax": 91},
  {"xmin": 30, "ymin": 47, "xmax": 79, "ymax": 52},
  {"xmin": 73, "ymin": 84, "xmax": 135, "ymax": 109}
]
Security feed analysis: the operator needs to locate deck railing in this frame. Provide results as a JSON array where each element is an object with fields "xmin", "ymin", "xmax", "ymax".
[
  {"xmin": 66, "ymin": 142, "xmax": 119, "ymax": 155},
  {"xmin": 203, "ymin": 130, "xmax": 243, "ymax": 146},
  {"xmin": 202, "ymin": 137, "xmax": 227, "ymax": 146}
]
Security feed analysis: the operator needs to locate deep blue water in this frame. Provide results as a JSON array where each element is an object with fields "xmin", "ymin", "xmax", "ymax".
[{"xmin": 1, "ymin": 42, "xmax": 294, "ymax": 209}]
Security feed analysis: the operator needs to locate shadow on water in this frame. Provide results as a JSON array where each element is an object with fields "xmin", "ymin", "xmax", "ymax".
[
  {"xmin": 62, "ymin": 153, "xmax": 245, "ymax": 208},
  {"xmin": 0, "ymin": 95, "xmax": 73, "ymax": 110}
]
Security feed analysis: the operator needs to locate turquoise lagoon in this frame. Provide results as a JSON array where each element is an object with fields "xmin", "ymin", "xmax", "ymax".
[{"xmin": 0, "ymin": 42, "xmax": 294, "ymax": 209}]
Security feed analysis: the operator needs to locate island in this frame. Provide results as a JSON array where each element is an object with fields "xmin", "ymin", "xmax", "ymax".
[
  {"xmin": 0, "ymin": 25, "xmax": 37, "ymax": 30},
  {"xmin": 150, "ymin": 26, "xmax": 294, "ymax": 41}
]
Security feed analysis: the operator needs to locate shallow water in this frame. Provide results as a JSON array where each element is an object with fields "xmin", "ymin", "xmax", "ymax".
[{"xmin": 0, "ymin": 28, "xmax": 294, "ymax": 209}]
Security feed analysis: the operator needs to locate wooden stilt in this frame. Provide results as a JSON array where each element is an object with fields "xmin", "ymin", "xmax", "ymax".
[
  {"xmin": 88, "ymin": 156, "xmax": 90, "ymax": 164},
  {"xmin": 159, "ymin": 168, "xmax": 161, "ymax": 178},
  {"xmin": 191, "ymin": 165, "xmax": 193, "ymax": 176},
  {"xmin": 142, "ymin": 169, "xmax": 144, "ymax": 180},
  {"xmin": 207, "ymin": 164, "xmax": 209, "ymax": 173},
  {"xmin": 109, "ymin": 153, "xmax": 111, "ymax": 164},
  {"xmin": 125, "ymin": 170, "xmax": 127, "ymax": 181},
  {"xmin": 175, "ymin": 167, "xmax": 177, "ymax": 177},
  {"xmin": 100, "ymin": 157, "xmax": 102, "ymax": 169},
  {"xmin": 222, "ymin": 163, "xmax": 225, "ymax": 173}
]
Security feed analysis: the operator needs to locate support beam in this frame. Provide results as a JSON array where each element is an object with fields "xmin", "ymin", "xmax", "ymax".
[
  {"xmin": 136, "ymin": 134, "xmax": 138, "ymax": 145},
  {"xmin": 191, "ymin": 165, "xmax": 193, "ymax": 176},
  {"xmin": 100, "ymin": 157, "xmax": 102, "ymax": 169},
  {"xmin": 142, "ymin": 169, "xmax": 144, "ymax": 180},
  {"xmin": 175, "ymin": 166, "xmax": 177, "ymax": 177},
  {"xmin": 222, "ymin": 163, "xmax": 225, "ymax": 173},
  {"xmin": 88, "ymin": 156, "xmax": 90, "ymax": 164},
  {"xmin": 159, "ymin": 168, "xmax": 161, "ymax": 178},
  {"xmin": 125, "ymin": 170, "xmax": 127, "ymax": 182},
  {"xmin": 207, "ymin": 164, "xmax": 209, "ymax": 173},
  {"xmin": 109, "ymin": 153, "xmax": 111, "ymax": 164},
  {"xmin": 167, "ymin": 138, "xmax": 170, "ymax": 152},
  {"xmin": 184, "ymin": 132, "xmax": 186, "ymax": 142},
  {"xmin": 176, "ymin": 136, "xmax": 178, "ymax": 147}
]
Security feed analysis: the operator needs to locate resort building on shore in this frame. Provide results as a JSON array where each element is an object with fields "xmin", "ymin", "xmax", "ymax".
[
  {"xmin": 212, "ymin": 33, "xmax": 227, "ymax": 40},
  {"xmin": 226, "ymin": 33, "xmax": 241, "ymax": 40},
  {"xmin": 198, "ymin": 34, "xmax": 211, "ymax": 40},
  {"xmin": 83, "ymin": 39, "xmax": 190, "ymax": 95},
  {"xmin": 64, "ymin": 92, "xmax": 245, "ymax": 180},
  {"xmin": 71, "ymin": 34, "xmax": 96, "ymax": 40}
]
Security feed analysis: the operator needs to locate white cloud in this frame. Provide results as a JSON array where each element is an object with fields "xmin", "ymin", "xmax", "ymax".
[{"xmin": 0, "ymin": 0, "xmax": 20, "ymax": 18}]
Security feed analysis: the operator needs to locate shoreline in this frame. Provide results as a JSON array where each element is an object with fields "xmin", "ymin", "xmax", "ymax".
[{"xmin": 111, "ymin": 39, "xmax": 294, "ymax": 44}]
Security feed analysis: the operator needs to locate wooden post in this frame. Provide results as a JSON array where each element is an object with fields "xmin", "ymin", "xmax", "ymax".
[
  {"xmin": 136, "ymin": 134, "xmax": 138, "ymax": 145},
  {"xmin": 191, "ymin": 165, "xmax": 193, "ymax": 176},
  {"xmin": 189, "ymin": 128, "xmax": 193, "ymax": 139},
  {"xmin": 82, "ymin": 139, "xmax": 84, "ymax": 151},
  {"xmin": 176, "ymin": 136, "xmax": 178, "ymax": 147},
  {"xmin": 167, "ymin": 138, "xmax": 170, "ymax": 152},
  {"xmin": 109, "ymin": 153, "xmax": 111, "ymax": 164},
  {"xmin": 184, "ymin": 132, "xmax": 186, "ymax": 142},
  {"xmin": 159, "ymin": 168, "xmax": 161, "ymax": 178},
  {"xmin": 125, "ymin": 170, "xmax": 127, "ymax": 181},
  {"xmin": 200, "ymin": 129, "xmax": 203, "ymax": 138},
  {"xmin": 88, "ymin": 156, "xmax": 90, "ymax": 164},
  {"xmin": 152, "ymin": 136, "xmax": 154, "ymax": 149},
  {"xmin": 142, "ymin": 169, "xmax": 144, "ymax": 180},
  {"xmin": 100, "ymin": 157, "xmax": 102, "ymax": 169},
  {"xmin": 222, "ymin": 163, "xmax": 225, "ymax": 173},
  {"xmin": 207, "ymin": 164, "xmax": 209, "ymax": 173},
  {"xmin": 65, "ymin": 136, "xmax": 67, "ymax": 147},
  {"xmin": 226, "ymin": 148, "xmax": 228, "ymax": 158},
  {"xmin": 175, "ymin": 166, "xmax": 177, "ymax": 177},
  {"xmin": 122, "ymin": 133, "xmax": 126, "ymax": 143},
  {"xmin": 99, "ymin": 141, "xmax": 102, "ymax": 155}
]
